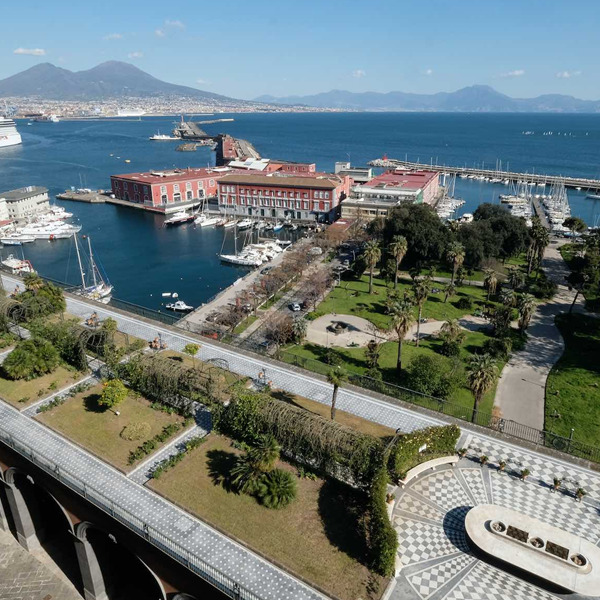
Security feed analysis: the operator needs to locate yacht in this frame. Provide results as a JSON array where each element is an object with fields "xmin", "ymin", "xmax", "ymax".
[
  {"xmin": 73, "ymin": 235, "xmax": 113, "ymax": 304},
  {"xmin": 18, "ymin": 222, "xmax": 81, "ymax": 240},
  {"xmin": 166, "ymin": 299, "xmax": 194, "ymax": 312},
  {"xmin": 1, "ymin": 255, "xmax": 34, "ymax": 275},
  {"xmin": 164, "ymin": 211, "xmax": 195, "ymax": 226},
  {"xmin": 0, "ymin": 234, "xmax": 35, "ymax": 246},
  {"xmin": 236, "ymin": 219, "xmax": 253, "ymax": 230},
  {"xmin": 149, "ymin": 131, "xmax": 179, "ymax": 141},
  {"xmin": 0, "ymin": 117, "xmax": 22, "ymax": 148}
]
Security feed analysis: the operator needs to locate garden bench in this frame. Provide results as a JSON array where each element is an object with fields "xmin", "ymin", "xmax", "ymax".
[{"xmin": 398, "ymin": 455, "xmax": 459, "ymax": 488}]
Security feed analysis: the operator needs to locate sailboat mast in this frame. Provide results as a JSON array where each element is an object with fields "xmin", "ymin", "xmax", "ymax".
[
  {"xmin": 74, "ymin": 235, "xmax": 86, "ymax": 290},
  {"xmin": 88, "ymin": 237, "xmax": 98, "ymax": 288}
]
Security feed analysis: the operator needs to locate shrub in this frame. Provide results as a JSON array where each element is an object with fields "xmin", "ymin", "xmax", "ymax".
[
  {"xmin": 368, "ymin": 468, "xmax": 398, "ymax": 576},
  {"xmin": 482, "ymin": 337, "xmax": 512, "ymax": 360},
  {"xmin": 405, "ymin": 355, "xmax": 457, "ymax": 399},
  {"xmin": 120, "ymin": 421, "xmax": 151, "ymax": 441},
  {"xmin": 127, "ymin": 422, "xmax": 184, "ymax": 465},
  {"xmin": 151, "ymin": 436, "xmax": 206, "ymax": 479},
  {"xmin": 99, "ymin": 379, "xmax": 128, "ymax": 409},
  {"xmin": 439, "ymin": 340, "xmax": 461, "ymax": 357},
  {"xmin": 456, "ymin": 296, "xmax": 473, "ymax": 310},
  {"xmin": 256, "ymin": 468, "xmax": 297, "ymax": 509},
  {"xmin": 3, "ymin": 338, "xmax": 60, "ymax": 380}
]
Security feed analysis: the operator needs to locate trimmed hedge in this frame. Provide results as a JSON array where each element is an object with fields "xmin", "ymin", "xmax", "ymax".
[
  {"xmin": 368, "ymin": 467, "xmax": 398, "ymax": 576},
  {"xmin": 150, "ymin": 436, "xmax": 206, "ymax": 479},
  {"xmin": 127, "ymin": 419, "xmax": 192, "ymax": 465},
  {"xmin": 388, "ymin": 425, "xmax": 460, "ymax": 482}
]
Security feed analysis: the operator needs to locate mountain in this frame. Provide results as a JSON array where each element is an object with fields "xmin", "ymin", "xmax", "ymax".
[
  {"xmin": 0, "ymin": 61, "xmax": 239, "ymax": 102},
  {"xmin": 255, "ymin": 85, "xmax": 600, "ymax": 113}
]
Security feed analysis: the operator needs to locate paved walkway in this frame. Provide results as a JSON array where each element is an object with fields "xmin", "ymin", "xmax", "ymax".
[{"xmin": 494, "ymin": 241, "xmax": 585, "ymax": 429}]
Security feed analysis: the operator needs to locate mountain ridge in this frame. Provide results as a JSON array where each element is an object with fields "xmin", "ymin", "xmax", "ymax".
[
  {"xmin": 0, "ymin": 61, "xmax": 241, "ymax": 102},
  {"xmin": 254, "ymin": 85, "xmax": 600, "ymax": 113}
]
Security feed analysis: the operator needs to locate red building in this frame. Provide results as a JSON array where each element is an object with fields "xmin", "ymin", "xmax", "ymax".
[
  {"xmin": 110, "ymin": 167, "xmax": 222, "ymax": 213},
  {"xmin": 217, "ymin": 172, "xmax": 351, "ymax": 222}
]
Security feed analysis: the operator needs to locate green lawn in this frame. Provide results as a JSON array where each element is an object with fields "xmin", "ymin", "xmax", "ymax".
[
  {"xmin": 36, "ymin": 383, "xmax": 187, "ymax": 471},
  {"xmin": 234, "ymin": 315, "xmax": 258, "ymax": 334},
  {"xmin": 151, "ymin": 434, "xmax": 385, "ymax": 600},
  {"xmin": 283, "ymin": 327, "xmax": 502, "ymax": 417},
  {"xmin": 316, "ymin": 274, "xmax": 495, "ymax": 331},
  {"xmin": 0, "ymin": 365, "xmax": 85, "ymax": 407},
  {"xmin": 546, "ymin": 314, "xmax": 600, "ymax": 446}
]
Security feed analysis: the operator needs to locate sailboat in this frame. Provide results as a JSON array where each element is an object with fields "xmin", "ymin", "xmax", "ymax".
[
  {"xmin": 194, "ymin": 203, "xmax": 220, "ymax": 227},
  {"xmin": 73, "ymin": 235, "xmax": 114, "ymax": 304},
  {"xmin": 218, "ymin": 223, "xmax": 263, "ymax": 267}
]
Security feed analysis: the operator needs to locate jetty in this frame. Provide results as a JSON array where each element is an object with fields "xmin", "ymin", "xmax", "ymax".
[{"xmin": 369, "ymin": 157, "xmax": 600, "ymax": 192}]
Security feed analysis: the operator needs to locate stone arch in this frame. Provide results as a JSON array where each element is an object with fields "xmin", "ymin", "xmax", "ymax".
[{"xmin": 75, "ymin": 521, "xmax": 167, "ymax": 600}]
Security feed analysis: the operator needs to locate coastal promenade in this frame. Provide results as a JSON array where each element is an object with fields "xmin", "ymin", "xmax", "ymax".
[{"xmin": 1, "ymin": 273, "xmax": 600, "ymax": 600}]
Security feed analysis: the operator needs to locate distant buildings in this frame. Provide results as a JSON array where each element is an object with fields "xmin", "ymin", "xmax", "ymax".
[
  {"xmin": 110, "ymin": 168, "xmax": 221, "ymax": 213},
  {"xmin": 334, "ymin": 161, "xmax": 373, "ymax": 184},
  {"xmin": 341, "ymin": 170, "xmax": 440, "ymax": 220},
  {"xmin": 0, "ymin": 186, "xmax": 50, "ymax": 221}
]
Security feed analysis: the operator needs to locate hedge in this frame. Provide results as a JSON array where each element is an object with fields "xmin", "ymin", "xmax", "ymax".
[
  {"xmin": 368, "ymin": 467, "xmax": 398, "ymax": 576},
  {"xmin": 127, "ymin": 419, "xmax": 192, "ymax": 465},
  {"xmin": 388, "ymin": 425, "xmax": 460, "ymax": 482},
  {"xmin": 150, "ymin": 436, "xmax": 206, "ymax": 479}
]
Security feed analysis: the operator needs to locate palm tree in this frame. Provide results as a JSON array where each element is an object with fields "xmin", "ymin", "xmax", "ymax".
[
  {"xmin": 500, "ymin": 288, "xmax": 516, "ymax": 307},
  {"xmin": 527, "ymin": 217, "xmax": 549, "ymax": 276},
  {"xmin": 466, "ymin": 354, "xmax": 498, "ymax": 423},
  {"xmin": 326, "ymin": 367, "xmax": 347, "ymax": 420},
  {"xmin": 231, "ymin": 454, "xmax": 264, "ymax": 494},
  {"xmin": 258, "ymin": 469, "xmax": 297, "ymax": 509},
  {"xmin": 248, "ymin": 435, "xmax": 280, "ymax": 472},
  {"xmin": 291, "ymin": 317, "xmax": 307, "ymax": 343},
  {"xmin": 411, "ymin": 277, "xmax": 431, "ymax": 347},
  {"xmin": 363, "ymin": 241, "xmax": 381, "ymax": 294},
  {"xmin": 440, "ymin": 318, "xmax": 465, "ymax": 345},
  {"xmin": 388, "ymin": 300, "xmax": 415, "ymax": 373},
  {"xmin": 483, "ymin": 269, "xmax": 498, "ymax": 302},
  {"xmin": 507, "ymin": 266, "xmax": 525, "ymax": 290},
  {"xmin": 23, "ymin": 272, "xmax": 44, "ymax": 292},
  {"xmin": 389, "ymin": 235, "xmax": 408, "ymax": 289},
  {"xmin": 443, "ymin": 283, "xmax": 456, "ymax": 303},
  {"xmin": 517, "ymin": 293, "xmax": 536, "ymax": 333},
  {"xmin": 446, "ymin": 242, "xmax": 465, "ymax": 285}
]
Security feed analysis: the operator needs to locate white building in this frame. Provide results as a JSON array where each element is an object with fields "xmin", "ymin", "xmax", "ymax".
[
  {"xmin": 0, "ymin": 198, "xmax": 9, "ymax": 222},
  {"xmin": 1, "ymin": 186, "xmax": 50, "ymax": 221}
]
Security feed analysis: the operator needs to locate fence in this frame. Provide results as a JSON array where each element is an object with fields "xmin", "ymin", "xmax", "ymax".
[{"xmin": 0, "ymin": 428, "xmax": 262, "ymax": 600}]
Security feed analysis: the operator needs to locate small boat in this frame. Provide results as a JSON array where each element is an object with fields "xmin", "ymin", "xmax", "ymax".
[
  {"xmin": 1, "ymin": 255, "xmax": 34, "ymax": 274},
  {"xmin": 1, "ymin": 234, "xmax": 35, "ymax": 246},
  {"xmin": 124, "ymin": 159, "xmax": 131, "ymax": 163},
  {"xmin": 586, "ymin": 194, "xmax": 600, "ymax": 200},
  {"xmin": 194, "ymin": 213, "xmax": 220, "ymax": 227},
  {"xmin": 149, "ymin": 131, "xmax": 179, "ymax": 141},
  {"xmin": 162, "ymin": 292, "xmax": 173, "ymax": 297},
  {"xmin": 166, "ymin": 300, "xmax": 194, "ymax": 312},
  {"xmin": 237, "ymin": 219, "xmax": 253, "ymax": 230},
  {"xmin": 164, "ymin": 211, "xmax": 195, "ymax": 226},
  {"xmin": 273, "ymin": 222, "xmax": 284, "ymax": 232},
  {"xmin": 223, "ymin": 220, "xmax": 237, "ymax": 229},
  {"xmin": 219, "ymin": 253, "xmax": 263, "ymax": 267}
]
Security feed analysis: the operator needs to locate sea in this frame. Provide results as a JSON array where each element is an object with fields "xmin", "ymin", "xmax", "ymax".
[{"xmin": 1, "ymin": 112, "xmax": 599, "ymax": 312}]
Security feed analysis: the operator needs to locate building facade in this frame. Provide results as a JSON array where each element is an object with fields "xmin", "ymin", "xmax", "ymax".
[
  {"xmin": 110, "ymin": 168, "xmax": 222, "ymax": 213},
  {"xmin": 341, "ymin": 170, "xmax": 440, "ymax": 220},
  {"xmin": 217, "ymin": 173, "xmax": 351, "ymax": 222},
  {"xmin": 1, "ymin": 186, "xmax": 50, "ymax": 221}
]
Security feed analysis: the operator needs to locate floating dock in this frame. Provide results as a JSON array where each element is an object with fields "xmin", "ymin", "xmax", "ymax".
[{"xmin": 369, "ymin": 158, "xmax": 600, "ymax": 192}]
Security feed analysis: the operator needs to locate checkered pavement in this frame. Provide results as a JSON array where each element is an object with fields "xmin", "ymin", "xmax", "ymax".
[
  {"xmin": 444, "ymin": 561, "xmax": 561, "ymax": 600},
  {"xmin": 395, "ymin": 492, "xmax": 446, "ymax": 523},
  {"xmin": 459, "ymin": 469, "xmax": 490, "ymax": 506},
  {"xmin": 409, "ymin": 470, "xmax": 472, "ymax": 515},
  {"xmin": 407, "ymin": 554, "xmax": 476, "ymax": 599},
  {"xmin": 395, "ymin": 518, "xmax": 469, "ymax": 567}
]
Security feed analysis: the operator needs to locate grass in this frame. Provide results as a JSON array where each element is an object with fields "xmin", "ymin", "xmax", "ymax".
[
  {"xmin": 260, "ymin": 293, "xmax": 283, "ymax": 310},
  {"xmin": 36, "ymin": 383, "xmax": 187, "ymax": 471},
  {"xmin": 269, "ymin": 389, "xmax": 396, "ymax": 439},
  {"xmin": 414, "ymin": 254, "xmax": 528, "ymax": 283},
  {"xmin": 234, "ymin": 315, "xmax": 258, "ymax": 334},
  {"xmin": 283, "ymin": 328, "xmax": 502, "ymax": 417},
  {"xmin": 317, "ymin": 274, "xmax": 495, "ymax": 331},
  {"xmin": 0, "ymin": 365, "xmax": 85, "ymax": 407},
  {"xmin": 546, "ymin": 314, "xmax": 600, "ymax": 446},
  {"xmin": 161, "ymin": 350, "xmax": 244, "ymax": 386},
  {"xmin": 151, "ymin": 434, "xmax": 385, "ymax": 600}
]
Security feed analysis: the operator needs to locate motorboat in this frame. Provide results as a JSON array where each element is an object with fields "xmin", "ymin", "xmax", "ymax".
[
  {"xmin": 222, "ymin": 220, "xmax": 237, "ymax": 228},
  {"xmin": 166, "ymin": 300, "xmax": 194, "ymax": 312},
  {"xmin": 273, "ymin": 222, "xmax": 284, "ymax": 232},
  {"xmin": 236, "ymin": 219, "xmax": 253, "ymax": 230},
  {"xmin": 1, "ymin": 255, "xmax": 34, "ymax": 274},
  {"xmin": 0, "ymin": 234, "xmax": 35, "ymax": 245},
  {"xmin": 149, "ymin": 131, "xmax": 179, "ymax": 141},
  {"xmin": 164, "ymin": 211, "xmax": 195, "ymax": 226}
]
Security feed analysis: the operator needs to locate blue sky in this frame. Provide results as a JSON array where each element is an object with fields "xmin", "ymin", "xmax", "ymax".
[{"xmin": 2, "ymin": 0, "xmax": 599, "ymax": 100}]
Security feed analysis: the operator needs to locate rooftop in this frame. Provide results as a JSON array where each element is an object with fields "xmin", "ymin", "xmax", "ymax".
[
  {"xmin": 112, "ymin": 167, "xmax": 224, "ymax": 185},
  {"xmin": 362, "ymin": 170, "xmax": 438, "ymax": 191},
  {"xmin": 217, "ymin": 173, "xmax": 341, "ymax": 189},
  {"xmin": 1, "ymin": 186, "xmax": 49, "ymax": 202}
]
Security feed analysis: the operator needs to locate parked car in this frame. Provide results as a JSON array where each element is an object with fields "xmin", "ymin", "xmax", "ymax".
[
  {"xmin": 289, "ymin": 302, "xmax": 302, "ymax": 312},
  {"xmin": 261, "ymin": 266, "xmax": 273, "ymax": 274}
]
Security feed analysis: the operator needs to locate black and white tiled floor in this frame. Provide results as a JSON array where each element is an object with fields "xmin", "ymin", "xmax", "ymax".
[{"xmin": 392, "ymin": 461, "xmax": 600, "ymax": 600}]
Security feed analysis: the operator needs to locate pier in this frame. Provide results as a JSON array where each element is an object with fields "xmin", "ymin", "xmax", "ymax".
[{"xmin": 369, "ymin": 157, "xmax": 600, "ymax": 192}]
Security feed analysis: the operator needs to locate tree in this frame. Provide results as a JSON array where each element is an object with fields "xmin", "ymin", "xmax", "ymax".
[
  {"xmin": 388, "ymin": 300, "xmax": 415, "ymax": 373},
  {"xmin": 527, "ymin": 217, "xmax": 550, "ymax": 275},
  {"xmin": 443, "ymin": 283, "xmax": 456, "ymax": 303},
  {"xmin": 517, "ymin": 293, "xmax": 535, "ymax": 333},
  {"xmin": 326, "ymin": 367, "xmax": 346, "ymax": 420},
  {"xmin": 507, "ymin": 266, "xmax": 525, "ymax": 290},
  {"xmin": 363, "ymin": 240, "xmax": 381, "ymax": 294},
  {"xmin": 490, "ymin": 305, "xmax": 513, "ymax": 337},
  {"xmin": 256, "ymin": 469, "xmax": 297, "ymax": 509},
  {"xmin": 2, "ymin": 338, "xmax": 60, "ymax": 380},
  {"xmin": 101, "ymin": 317, "xmax": 118, "ymax": 334},
  {"xmin": 183, "ymin": 343, "xmax": 200, "ymax": 369},
  {"xmin": 466, "ymin": 354, "xmax": 498, "ymax": 423},
  {"xmin": 291, "ymin": 317, "xmax": 307, "ymax": 344},
  {"xmin": 389, "ymin": 235, "xmax": 408, "ymax": 289},
  {"xmin": 500, "ymin": 288, "xmax": 516, "ymax": 307},
  {"xmin": 483, "ymin": 269, "xmax": 498, "ymax": 301},
  {"xmin": 248, "ymin": 435, "xmax": 280, "ymax": 472},
  {"xmin": 563, "ymin": 216, "xmax": 587, "ymax": 239},
  {"xmin": 365, "ymin": 338, "xmax": 382, "ymax": 370},
  {"xmin": 99, "ymin": 378, "xmax": 128, "ymax": 409},
  {"xmin": 231, "ymin": 453, "xmax": 264, "ymax": 494},
  {"xmin": 411, "ymin": 277, "xmax": 431, "ymax": 347},
  {"xmin": 265, "ymin": 314, "xmax": 294, "ymax": 354},
  {"xmin": 440, "ymin": 319, "xmax": 466, "ymax": 345},
  {"xmin": 406, "ymin": 354, "xmax": 456, "ymax": 399},
  {"xmin": 446, "ymin": 241, "xmax": 465, "ymax": 285}
]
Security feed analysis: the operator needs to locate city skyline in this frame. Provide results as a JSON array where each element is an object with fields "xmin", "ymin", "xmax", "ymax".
[{"xmin": 1, "ymin": 0, "xmax": 598, "ymax": 100}]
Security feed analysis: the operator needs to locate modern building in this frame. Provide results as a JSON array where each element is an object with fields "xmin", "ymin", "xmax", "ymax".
[
  {"xmin": 0, "ymin": 197, "xmax": 9, "ymax": 222},
  {"xmin": 217, "ymin": 172, "xmax": 351, "ymax": 222},
  {"xmin": 110, "ymin": 168, "xmax": 223, "ymax": 213},
  {"xmin": 334, "ymin": 161, "xmax": 373, "ymax": 184},
  {"xmin": 0, "ymin": 186, "xmax": 50, "ymax": 221},
  {"xmin": 341, "ymin": 170, "xmax": 440, "ymax": 220}
]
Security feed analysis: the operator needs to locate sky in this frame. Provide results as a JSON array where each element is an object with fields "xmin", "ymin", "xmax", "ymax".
[{"xmin": 1, "ymin": 0, "xmax": 599, "ymax": 100}]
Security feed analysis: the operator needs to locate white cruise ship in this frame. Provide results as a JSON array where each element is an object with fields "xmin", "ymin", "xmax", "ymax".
[{"xmin": 0, "ymin": 117, "xmax": 22, "ymax": 149}]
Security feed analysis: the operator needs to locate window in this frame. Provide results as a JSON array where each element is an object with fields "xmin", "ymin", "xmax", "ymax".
[
  {"xmin": 303, "ymin": 201, "xmax": 309, "ymax": 209},
  {"xmin": 144, "ymin": 195, "xmax": 149, "ymax": 203},
  {"xmin": 324, "ymin": 201, "xmax": 330, "ymax": 211},
  {"xmin": 186, "ymin": 191, "xmax": 192, "ymax": 200},
  {"xmin": 303, "ymin": 192, "xmax": 308, "ymax": 198},
  {"xmin": 296, "ymin": 201, "xmax": 301, "ymax": 209},
  {"xmin": 161, "ymin": 194, "xmax": 168, "ymax": 203},
  {"xmin": 123, "ymin": 182, "xmax": 128, "ymax": 190},
  {"xmin": 325, "ymin": 192, "xmax": 330, "ymax": 199},
  {"xmin": 134, "ymin": 184, "xmax": 139, "ymax": 192},
  {"xmin": 186, "ymin": 181, "xmax": 192, "ymax": 190},
  {"xmin": 174, "ymin": 184, "xmax": 180, "ymax": 192},
  {"xmin": 174, "ymin": 193, "xmax": 181, "ymax": 202},
  {"xmin": 313, "ymin": 202, "xmax": 319, "ymax": 211},
  {"xmin": 198, "ymin": 182, "xmax": 204, "ymax": 190},
  {"xmin": 161, "ymin": 185, "xmax": 167, "ymax": 194},
  {"xmin": 210, "ymin": 179, "xmax": 215, "ymax": 186}
]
